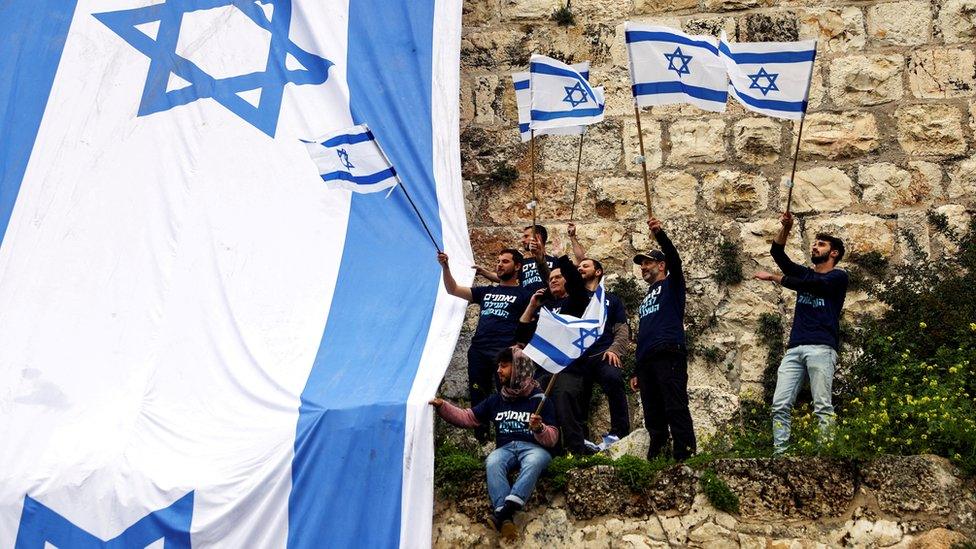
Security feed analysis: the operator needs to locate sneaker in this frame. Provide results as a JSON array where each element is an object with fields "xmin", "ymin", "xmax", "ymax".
[
  {"xmin": 499, "ymin": 520, "xmax": 518, "ymax": 541},
  {"xmin": 583, "ymin": 439, "xmax": 601, "ymax": 453},
  {"xmin": 601, "ymin": 434, "xmax": 620, "ymax": 450}
]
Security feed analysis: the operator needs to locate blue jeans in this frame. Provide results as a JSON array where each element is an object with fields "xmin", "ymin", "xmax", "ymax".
[
  {"xmin": 771, "ymin": 344, "xmax": 837, "ymax": 454},
  {"xmin": 485, "ymin": 441, "xmax": 552, "ymax": 511}
]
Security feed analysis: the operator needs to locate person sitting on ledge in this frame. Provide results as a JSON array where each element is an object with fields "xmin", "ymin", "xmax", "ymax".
[{"xmin": 429, "ymin": 346, "xmax": 558, "ymax": 541}]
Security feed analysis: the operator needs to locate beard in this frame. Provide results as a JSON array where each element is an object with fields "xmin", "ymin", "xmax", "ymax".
[
  {"xmin": 498, "ymin": 270, "xmax": 516, "ymax": 282},
  {"xmin": 811, "ymin": 253, "xmax": 829, "ymax": 265}
]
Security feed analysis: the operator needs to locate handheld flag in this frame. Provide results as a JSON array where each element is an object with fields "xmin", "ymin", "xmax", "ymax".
[
  {"xmin": 513, "ymin": 62, "xmax": 590, "ymax": 142},
  {"xmin": 304, "ymin": 124, "xmax": 398, "ymax": 194},
  {"xmin": 719, "ymin": 32, "xmax": 817, "ymax": 120},
  {"xmin": 529, "ymin": 54, "xmax": 605, "ymax": 131},
  {"xmin": 625, "ymin": 23, "xmax": 728, "ymax": 112},
  {"xmin": 524, "ymin": 282, "xmax": 609, "ymax": 374}
]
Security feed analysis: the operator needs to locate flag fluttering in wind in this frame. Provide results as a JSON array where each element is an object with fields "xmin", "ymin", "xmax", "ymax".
[
  {"xmin": 513, "ymin": 62, "xmax": 590, "ymax": 142},
  {"xmin": 524, "ymin": 282, "xmax": 609, "ymax": 374},
  {"xmin": 719, "ymin": 32, "xmax": 817, "ymax": 120},
  {"xmin": 528, "ymin": 54, "xmax": 605, "ymax": 132},
  {"xmin": 303, "ymin": 124, "xmax": 398, "ymax": 194},
  {"xmin": 625, "ymin": 23, "xmax": 728, "ymax": 112}
]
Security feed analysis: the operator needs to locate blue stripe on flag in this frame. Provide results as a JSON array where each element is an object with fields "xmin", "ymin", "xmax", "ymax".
[
  {"xmin": 718, "ymin": 42, "xmax": 816, "ymax": 64},
  {"xmin": 321, "ymin": 168, "xmax": 398, "ymax": 185},
  {"xmin": 519, "ymin": 123, "xmax": 529, "ymax": 132},
  {"xmin": 288, "ymin": 1, "xmax": 442, "ymax": 547},
  {"xmin": 529, "ymin": 61, "xmax": 586, "ymax": 81},
  {"xmin": 632, "ymin": 82, "xmax": 728, "ymax": 104},
  {"xmin": 731, "ymin": 88, "xmax": 807, "ymax": 112},
  {"xmin": 0, "ymin": 0, "xmax": 79, "ymax": 247},
  {"xmin": 513, "ymin": 79, "xmax": 529, "ymax": 90},
  {"xmin": 530, "ymin": 108, "xmax": 604, "ymax": 121},
  {"xmin": 625, "ymin": 31, "xmax": 719, "ymax": 54},
  {"xmin": 527, "ymin": 334, "xmax": 575, "ymax": 367},
  {"xmin": 321, "ymin": 130, "xmax": 375, "ymax": 147}
]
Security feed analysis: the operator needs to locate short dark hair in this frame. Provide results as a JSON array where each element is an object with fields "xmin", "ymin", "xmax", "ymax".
[
  {"xmin": 815, "ymin": 233, "xmax": 845, "ymax": 264},
  {"xmin": 499, "ymin": 248, "xmax": 524, "ymax": 265},
  {"xmin": 523, "ymin": 224, "xmax": 548, "ymax": 244},
  {"xmin": 496, "ymin": 347, "xmax": 514, "ymax": 364},
  {"xmin": 582, "ymin": 258, "xmax": 604, "ymax": 274}
]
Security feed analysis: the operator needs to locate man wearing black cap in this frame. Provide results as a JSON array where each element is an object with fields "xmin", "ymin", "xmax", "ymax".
[
  {"xmin": 755, "ymin": 212, "xmax": 849, "ymax": 455},
  {"xmin": 630, "ymin": 217, "xmax": 696, "ymax": 461}
]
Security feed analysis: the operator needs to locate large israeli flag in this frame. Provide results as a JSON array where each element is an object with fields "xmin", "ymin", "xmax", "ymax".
[
  {"xmin": 528, "ymin": 54, "xmax": 605, "ymax": 131},
  {"xmin": 523, "ymin": 282, "xmax": 608, "ymax": 374},
  {"xmin": 719, "ymin": 32, "xmax": 817, "ymax": 120},
  {"xmin": 512, "ymin": 62, "xmax": 589, "ymax": 142},
  {"xmin": 0, "ymin": 1, "xmax": 468, "ymax": 548},
  {"xmin": 304, "ymin": 124, "xmax": 399, "ymax": 194},
  {"xmin": 625, "ymin": 23, "xmax": 728, "ymax": 113}
]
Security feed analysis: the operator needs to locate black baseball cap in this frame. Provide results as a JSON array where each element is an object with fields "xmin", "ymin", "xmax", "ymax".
[{"xmin": 633, "ymin": 250, "xmax": 666, "ymax": 264}]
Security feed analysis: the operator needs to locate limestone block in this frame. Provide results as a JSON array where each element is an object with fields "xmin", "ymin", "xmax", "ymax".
[
  {"xmin": 741, "ymin": 12, "xmax": 799, "ymax": 42},
  {"xmin": 703, "ymin": 0, "xmax": 769, "ymax": 12},
  {"xmin": 689, "ymin": 386, "xmax": 740, "ymax": 440},
  {"xmin": 502, "ymin": 0, "xmax": 556, "ymax": 20},
  {"xmin": 611, "ymin": 19, "xmax": 682, "ymax": 71},
  {"xmin": 652, "ymin": 171, "xmax": 699, "ymax": 215},
  {"xmin": 687, "ymin": 521, "xmax": 737, "ymax": 546},
  {"xmin": 737, "ymin": 333, "xmax": 770, "ymax": 384},
  {"xmin": 734, "ymin": 118, "xmax": 782, "ymax": 165},
  {"xmin": 895, "ymin": 104, "xmax": 967, "ymax": 157},
  {"xmin": 702, "ymin": 171, "xmax": 770, "ymax": 215},
  {"xmin": 798, "ymin": 7, "xmax": 866, "ymax": 54},
  {"xmin": 635, "ymin": 0, "xmax": 698, "ymax": 15},
  {"xmin": 739, "ymin": 218, "xmax": 803, "ymax": 271},
  {"xmin": 948, "ymin": 154, "xmax": 976, "ymax": 199},
  {"xmin": 542, "ymin": 120, "xmax": 622, "ymax": 172},
  {"xmin": 797, "ymin": 112, "xmax": 879, "ymax": 160},
  {"xmin": 844, "ymin": 519, "xmax": 904, "ymax": 548},
  {"xmin": 859, "ymin": 162, "xmax": 939, "ymax": 208},
  {"xmin": 805, "ymin": 214, "xmax": 896, "ymax": 257},
  {"xmin": 460, "ymin": 28, "xmax": 526, "ymax": 70},
  {"xmin": 829, "ymin": 54, "xmax": 904, "ymax": 107},
  {"xmin": 570, "ymin": 0, "xmax": 634, "ymax": 20},
  {"xmin": 908, "ymin": 48, "xmax": 976, "ymax": 99},
  {"xmin": 908, "ymin": 161, "xmax": 944, "ymax": 199},
  {"xmin": 897, "ymin": 210, "xmax": 931, "ymax": 261},
  {"xmin": 937, "ymin": 0, "xmax": 976, "ymax": 43},
  {"xmin": 667, "ymin": 119, "xmax": 727, "ymax": 166},
  {"xmin": 715, "ymin": 279, "xmax": 781, "ymax": 331},
  {"xmin": 592, "ymin": 65, "xmax": 635, "ymax": 118},
  {"xmin": 624, "ymin": 118, "xmax": 664, "ymax": 173},
  {"xmin": 909, "ymin": 528, "xmax": 968, "ymax": 548},
  {"xmin": 780, "ymin": 167, "xmax": 854, "ymax": 214},
  {"xmin": 480, "ymin": 173, "xmax": 581, "ymax": 225},
  {"xmin": 684, "ymin": 16, "xmax": 737, "ymax": 38},
  {"xmin": 459, "ymin": 77, "xmax": 474, "ymax": 128},
  {"xmin": 608, "ymin": 428, "xmax": 650, "ymax": 459},
  {"xmin": 866, "ymin": 1, "xmax": 931, "ymax": 46},
  {"xmin": 806, "ymin": 61, "xmax": 826, "ymax": 111},
  {"xmin": 934, "ymin": 204, "xmax": 972, "ymax": 242},
  {"xmin": 471, "ymin": 75, "xmax": 504, "ymax": 125},
  {"xmin": 462, "ymin": 0, "xmax": 499, "ymax": 27},
  {"xmin": 590, "ymin": 177, "xmax": 649, "ymax": 221},
  {"xmin": 570, "ymin": 222, "xmax": 634, "ymax": 269}
]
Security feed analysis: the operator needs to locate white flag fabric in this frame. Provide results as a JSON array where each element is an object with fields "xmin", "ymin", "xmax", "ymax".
[
  {"xmin": 625, "ymin": 23, "xmax": 728, "ymax": 113},
  {"xmin": 0, "ymin": 1, "xmax": 468, "ymax": 547},
  {"xmin": 719, "ymin": 32, "xmax": 817, "ymax": 120},
  {"xmin": 528, "ymin": 54, "xmax": 605, "ymax": 131},
  {"xmin": 304, "ymin": 124, "xmax": 398, "ymax": 194},
  {"xmin": 513, "ymin": 62, "xmax": 589, "ymax": 142},
  {"xmin": 524, "ymin": 282, "xmax": 608, "ymax": 374}
]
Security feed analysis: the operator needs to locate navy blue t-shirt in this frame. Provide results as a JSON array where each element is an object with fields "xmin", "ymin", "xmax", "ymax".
[
  {"xmin": 636, "ymin": 231, "xmax": 686, "ymax": 362},
  {"xmin": 519, "ymin": 254, "xmax": 557, "ymax": 292},
  {"xmin": 472, "ymin": 387, "xmax": 557, "ymax": 448},
  {"xmin": 586, "ymin": 291, "xmax": 627, "ymax": 357},
  {"xmin": 771, "ymin": 243, "xmax": 849, "ymax": 350},
  {"xmin": 470, "ymin": 285, "xmax": 532, "ymax": 351}
]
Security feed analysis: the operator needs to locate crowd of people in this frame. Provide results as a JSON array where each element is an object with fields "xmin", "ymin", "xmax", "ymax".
[{"xmin": 430, "ymin": 214, "xmax": 849, "ymax": 540}]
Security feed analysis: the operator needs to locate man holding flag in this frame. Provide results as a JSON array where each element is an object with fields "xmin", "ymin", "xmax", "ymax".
[{"xmin": 631, "ymin": 217, "xmax": 697, "ymax": 461}]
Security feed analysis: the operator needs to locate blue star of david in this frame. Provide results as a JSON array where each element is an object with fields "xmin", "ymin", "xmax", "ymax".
[
  {"xmin": 93, "ymin": 0, "xmax": 333, "ymax": 137},
  {"xmin": 748, "ymin": 67, "xmax": 780, "ymax": 96},
  {"xmin": 337, "ymin": 148, "xmax": 354, "ymax": 169},
  {"xmin": 562, "ymin": 81, "xmax": 589, "ymax": 107},
  {"xmin": 664, "ymin": 47, "xmax": 693, "ymax": 77},
  {"xmin": 572, "ymin": 327, "xmax": 600, "ymax": 352}
]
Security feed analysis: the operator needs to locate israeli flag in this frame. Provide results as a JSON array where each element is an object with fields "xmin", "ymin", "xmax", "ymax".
[
  {"xmin": 529, "ymin": 54, "xmax": 605, "ymax": 131},
  {"xmin": 625, "ymin": 23, "xmax": 728, "ymax": 113},
  {"xmin": 513, "ymin": 62, "xmax": 589, "ymax": 142},
  {"xmin": 719, "ymin": 32, "xmax": 817, "ymax": 120},
  {"xmin": 304, "ymin": 124, "xmax": 398, "ymax": 194},
  {"xmin": 0, "ymin": 1, "xmax": 468, "ymax": 548},
  {"xmin": 524, "ymin": 282, "xmax": 608, "ymax": 374}
]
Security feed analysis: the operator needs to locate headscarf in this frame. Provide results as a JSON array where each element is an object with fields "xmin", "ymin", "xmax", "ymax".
[{"xmin": 500, "ymin": 346, "xmax": 540, "ymax": 401}]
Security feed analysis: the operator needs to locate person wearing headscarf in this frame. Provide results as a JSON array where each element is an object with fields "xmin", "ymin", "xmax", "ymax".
[{"xmin": 430, "ymin": 346, "xmax": 558, "ymax": 541}]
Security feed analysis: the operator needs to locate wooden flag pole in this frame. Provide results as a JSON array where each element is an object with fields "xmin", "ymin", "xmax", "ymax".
[
  {"xmin": 785, "ymin": 46, "xmax": 818, "ymax": 214},
  {"xmin": 530, "ymin": 129, "xmax": 538, "ymax": 240},
  {"xmin": 397, "ymin": 182, "xmax": 442, "ymax": 254},
  {"xmin": 570, "ymin": 132, "xmax": 585, "ymax": 221},
  {"xmin": 633, "ymin": 102, "xmax": 653, "ymax": 219},
  {"xmin": 534, "ymin": 372, "xmax": 559, "ymax": 416}
]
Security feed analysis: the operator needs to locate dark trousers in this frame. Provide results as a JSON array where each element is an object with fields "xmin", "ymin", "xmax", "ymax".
[
  {"xmin": 635, "ymin": 348, "xmax": 696, "ymax": 460},
  {"xmin": 467, "ymin": 346, "xmax": 499, "ymax": 442},
  {"xmin": 550, "ymin": 370, "xmax": 588, "ymax": 454},
  {"xmin": 584, "ymin": 356, "xmax": 631, "ymax": 438}
]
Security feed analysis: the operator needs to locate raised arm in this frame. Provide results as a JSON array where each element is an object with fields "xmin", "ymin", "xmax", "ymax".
[
  {"xmin": 438, "ymin": 252, "xmax": 473, "ymax": 302},
  {"xmin": 568, "ymin": 223, "xmax": 587, "ymax": 263},
  {"xmin": 770, "ymin": 212, "xmax": 807, "ymax": 277},
  {"xmin": 649, "ymin": 218, "xmax": 684, "ymax": 291},
  {"xmin": 528, "ymin": 232, "xmax": 550, "ymax": 284}
]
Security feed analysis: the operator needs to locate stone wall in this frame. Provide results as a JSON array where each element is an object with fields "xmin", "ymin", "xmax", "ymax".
[
  {"xmin": 433, "ymin": 454, "xmax": 976, "ymax": 547},
  {"xmin": 444, "ymin": 0, "xmax": 976, "ymax": 431}
]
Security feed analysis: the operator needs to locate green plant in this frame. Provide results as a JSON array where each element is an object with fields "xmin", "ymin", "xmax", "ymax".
[
  {"xmin": 612, "ymin": 454, "xmax": 657, "ymax": 491},
  {"xmin": 607, "ymin": 276, "xmax": 643, "ymax": 317},
  {"xmin": 700, "ymin": 469, "xmax": 740, "ymax": 514},
  {"xmin": 756, "ymin": 312, "xmax": 785, "ymax": 401},
  {"xmin": 714, "ymin": 239, "xmax": 744, "ymax": 285},
  {"xmin": 551, "ymin": 3, "xmax": 574, "ymax": 26},
  {"xmin": 544, "ymin": 453, "xmax": 613, "ymax": 491},
  {"xmin": 489, "ymin": 162, "xmax": 518, "ymax": 185},
  {"xmin": 847, "ymin": 251, "xmax": 890, "ymax": 292},
  {"xmin": 433, "ymin": 443, "xmax": 483, "ymax": 497}
]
